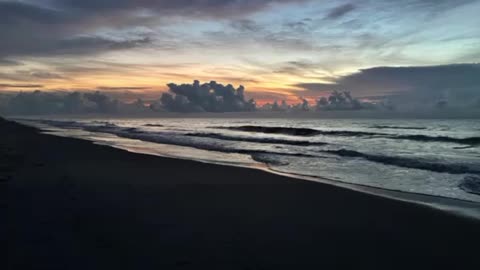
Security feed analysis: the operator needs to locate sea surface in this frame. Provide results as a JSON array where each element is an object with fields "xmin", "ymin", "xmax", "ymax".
[{"xmin": 17, "ymin": 117, "xmax": 480, "ymax": 205}]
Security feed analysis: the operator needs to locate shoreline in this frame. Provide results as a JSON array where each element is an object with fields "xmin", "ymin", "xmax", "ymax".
[
  {"xmin": 105, "ymin": 137, "xmax": 480, "ymax": 220},
  {"xmin": 20, "ymin": 117, "xmax": 480, "ymax": 219},
  {"xmin": 4, "ymin": 117, "xmax": 480, "ymax": 268}
]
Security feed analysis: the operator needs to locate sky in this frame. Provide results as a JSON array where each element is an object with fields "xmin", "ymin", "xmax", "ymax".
[{"xmin": 0, "ymin": 0, "xmax": 479, "ymax": 105}]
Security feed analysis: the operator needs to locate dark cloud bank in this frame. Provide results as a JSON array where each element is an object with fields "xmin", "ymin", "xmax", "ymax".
[
  {"xmin": 296, "ymin": 63, "xmax": 480, "ymax": 111},
  {"xmin": 155, "ymin": 80, "xmax": 256, "ymax": 112},
  {"xmin": 1, "ymin": 63, "xmax": 479, "ymax": 117},
  {"xmin": 0, "ymin": 81, "xmax": 257, "ymax": 115},
  {"xmin": 0, "ymin": 80, "xmax": 371, "ymax": 115}
]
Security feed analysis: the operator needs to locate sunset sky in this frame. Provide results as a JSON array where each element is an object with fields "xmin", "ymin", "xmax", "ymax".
[{"xmin": 1, "ymin": 0, "xmax": 479, "ymax": 104}]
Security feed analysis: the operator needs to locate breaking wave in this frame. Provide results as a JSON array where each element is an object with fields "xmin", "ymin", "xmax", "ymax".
[
  {"xmin": 217, "ymin": 125, "xmax": 480, "ymax": 145},
  {"xmin": 322, "ymin": 149, "xmax": 480, "ymax": 175},
  {"xmin": 370, "ymin": 125, "xmax": 427, "ymax": 130},
  {"xmin": 38, "ymin": 120, "xmax": 315, "ymax": 161},
  {"xmin": 185, "ymin": 132, "xmax": 327, "ymax": 146},
  {"xmin": 459, "ymin": 176, "xmax": 480, "ymax": 195},
  {"xmin": 394, "ymin": 134, "xmax": 480, "ymax": 145},
  {"xmin": 250, "ymin": 154, "xmax": 290, "ymax": 166},
  {"xmin": 216, "ymin": 125, "xmax": 324, "ymax": 136}
]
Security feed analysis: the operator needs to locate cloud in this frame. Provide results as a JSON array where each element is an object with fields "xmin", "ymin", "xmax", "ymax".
[
  {"xmin": 326, "ymin": 3, "xmax": 356, "ymax": 19},
  {"xmin": 0, "ymin": 83, "xmax": 43, "ymax": 88},
  {"xmin": 51, "ymin": 0, "xmax": 307, "ymax": 18},
  {"xmin": 0, "ymin": 1, "xmax": 68, "ymax": 24},
  {"xmin": 97, "ymin": 86, "xmax": 151, "ymax": 91},
  {"xmin": 0, "ymin": 1, "xmax": 153, "ymax": 59},
  {"xmin": 0, "ymin": 90, "xmax": 127, "ymax": 115},
  {"xmin": 273, "ymin": 60, "xmax": 321, "ymax": 76},
  {"xmin": 157, "ymin": 80, "xmax": 256, "ymax": 112},
  {"xmin": 0, "ymin": 69, "xmax": 66, "ymax": 82},
  {"xmin": 230, "ymin": 19, "xmax": 263, "ymax": 32},
  {"xmin": 202, "ymin": 27, "xmax": 318, "ymax": 52},
  {"xmin": 26, "ymin": 71, "xmax": 65, "ymax": 80},
  {"xmin": 245, "ymin": 91, "xmax": 290, "ymax": 104},
  {"xmin": 0, "ymin": 0, "xmax": 310, "ymax": 60},
  {"xmin": 1, "ymin": 0, "xmax": 479, "ymax": 102},
  {"xmin": 295, "ymin": 63, "xmax": 480, "ymax": 109},
  {"xmin": 0, "ymin": 80, "xmax": 259, "ymax": 114},
  {"xmin": 314, "ymin": 91, "xmax": 368, "ymax": 111},
  {"xmin": 54, "ymin": 35, "xmax": 153, "ymax": 55},
  {"xmin": 281, "ymin": 18, "xmax": 314, "ymax": 37},
  {"xmin": 400, "ymin": 0, "xmax": 476, "ymax": 12},
  {"xmin": 0, "ymin": 59, "xmax": 22, "ymax": 66}
]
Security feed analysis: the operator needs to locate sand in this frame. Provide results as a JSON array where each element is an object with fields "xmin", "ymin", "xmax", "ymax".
[{"xmin": 2, "ymin": 117, "xmax": 479, "ymax": 269}]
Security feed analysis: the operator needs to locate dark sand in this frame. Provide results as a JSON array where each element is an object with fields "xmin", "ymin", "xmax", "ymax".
[{"xmin": 3, "ymin": 117, "xmax": 479, "ymax": 269}]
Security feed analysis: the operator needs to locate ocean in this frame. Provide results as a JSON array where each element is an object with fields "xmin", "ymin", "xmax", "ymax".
[{"xmin": 17, "ymin": 117, "xmax": 480, "ymax": 205}]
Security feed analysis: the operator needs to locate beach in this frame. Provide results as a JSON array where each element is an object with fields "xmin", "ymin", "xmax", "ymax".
[{"xmin": 3, "ymin": 117, "xmax": 479, "ymax": 269}]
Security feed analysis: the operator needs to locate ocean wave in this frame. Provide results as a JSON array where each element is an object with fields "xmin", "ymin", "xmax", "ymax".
[
  {"xmin": 35, "ymin": 119, "xmax": 480, "ymax": 175},
  {"xmin": 112, "ymin": 129, "xmax": 317, "ymax": 160},
  {"xmin": 370, "ymin": 125, "xmax": 427, "ymax": 130},
  {"xmin": 144, "ymin": 124, "xmax": 164, "ymax": 127},
  {"xmin": 322, "ymin": 149, "xmax": 480, "ymax": 175},
  {"xmin": 39, "ymin": 120, "xmax": 314, "ymax": 161},
  {"xmin": 216, "ymin": 125, "xmax": 480, "ymax": 145},
  {"xmin": 215, "ymin": 126, "xmax": 324, "ymax": 136},
  {"xmin": 37, "ymin": 119, "xmax": 120, "ymax": 129},
  {"xmin": 185, "ymin": 132, "xmax": 327, "ymax": 146},
  {"xmin": 453, "ymin": 146, "xmax": 476, "ymax": 150},
  {"xmin": 216, "ymin": 125, "xmax": 388, "ymax": 137},
  {"xmin": 394, "ymin": 134, "xmax": 480, "ymax": 145},
  {"xmin": 459, "ymin": 176, "xmax": 480, "ymax": 195},
  {"xmin": 250, "ymin": 153, "xmax": 290, "ymax": 166},
  {"xmin": 37, "ymin": 119, "xmax": 80, "ymax": 127}
]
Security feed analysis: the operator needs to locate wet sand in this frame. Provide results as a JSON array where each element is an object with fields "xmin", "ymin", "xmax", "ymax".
[{"xmin": 2, "ymin": 117, "xmax": 479, "ymax": 269}]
